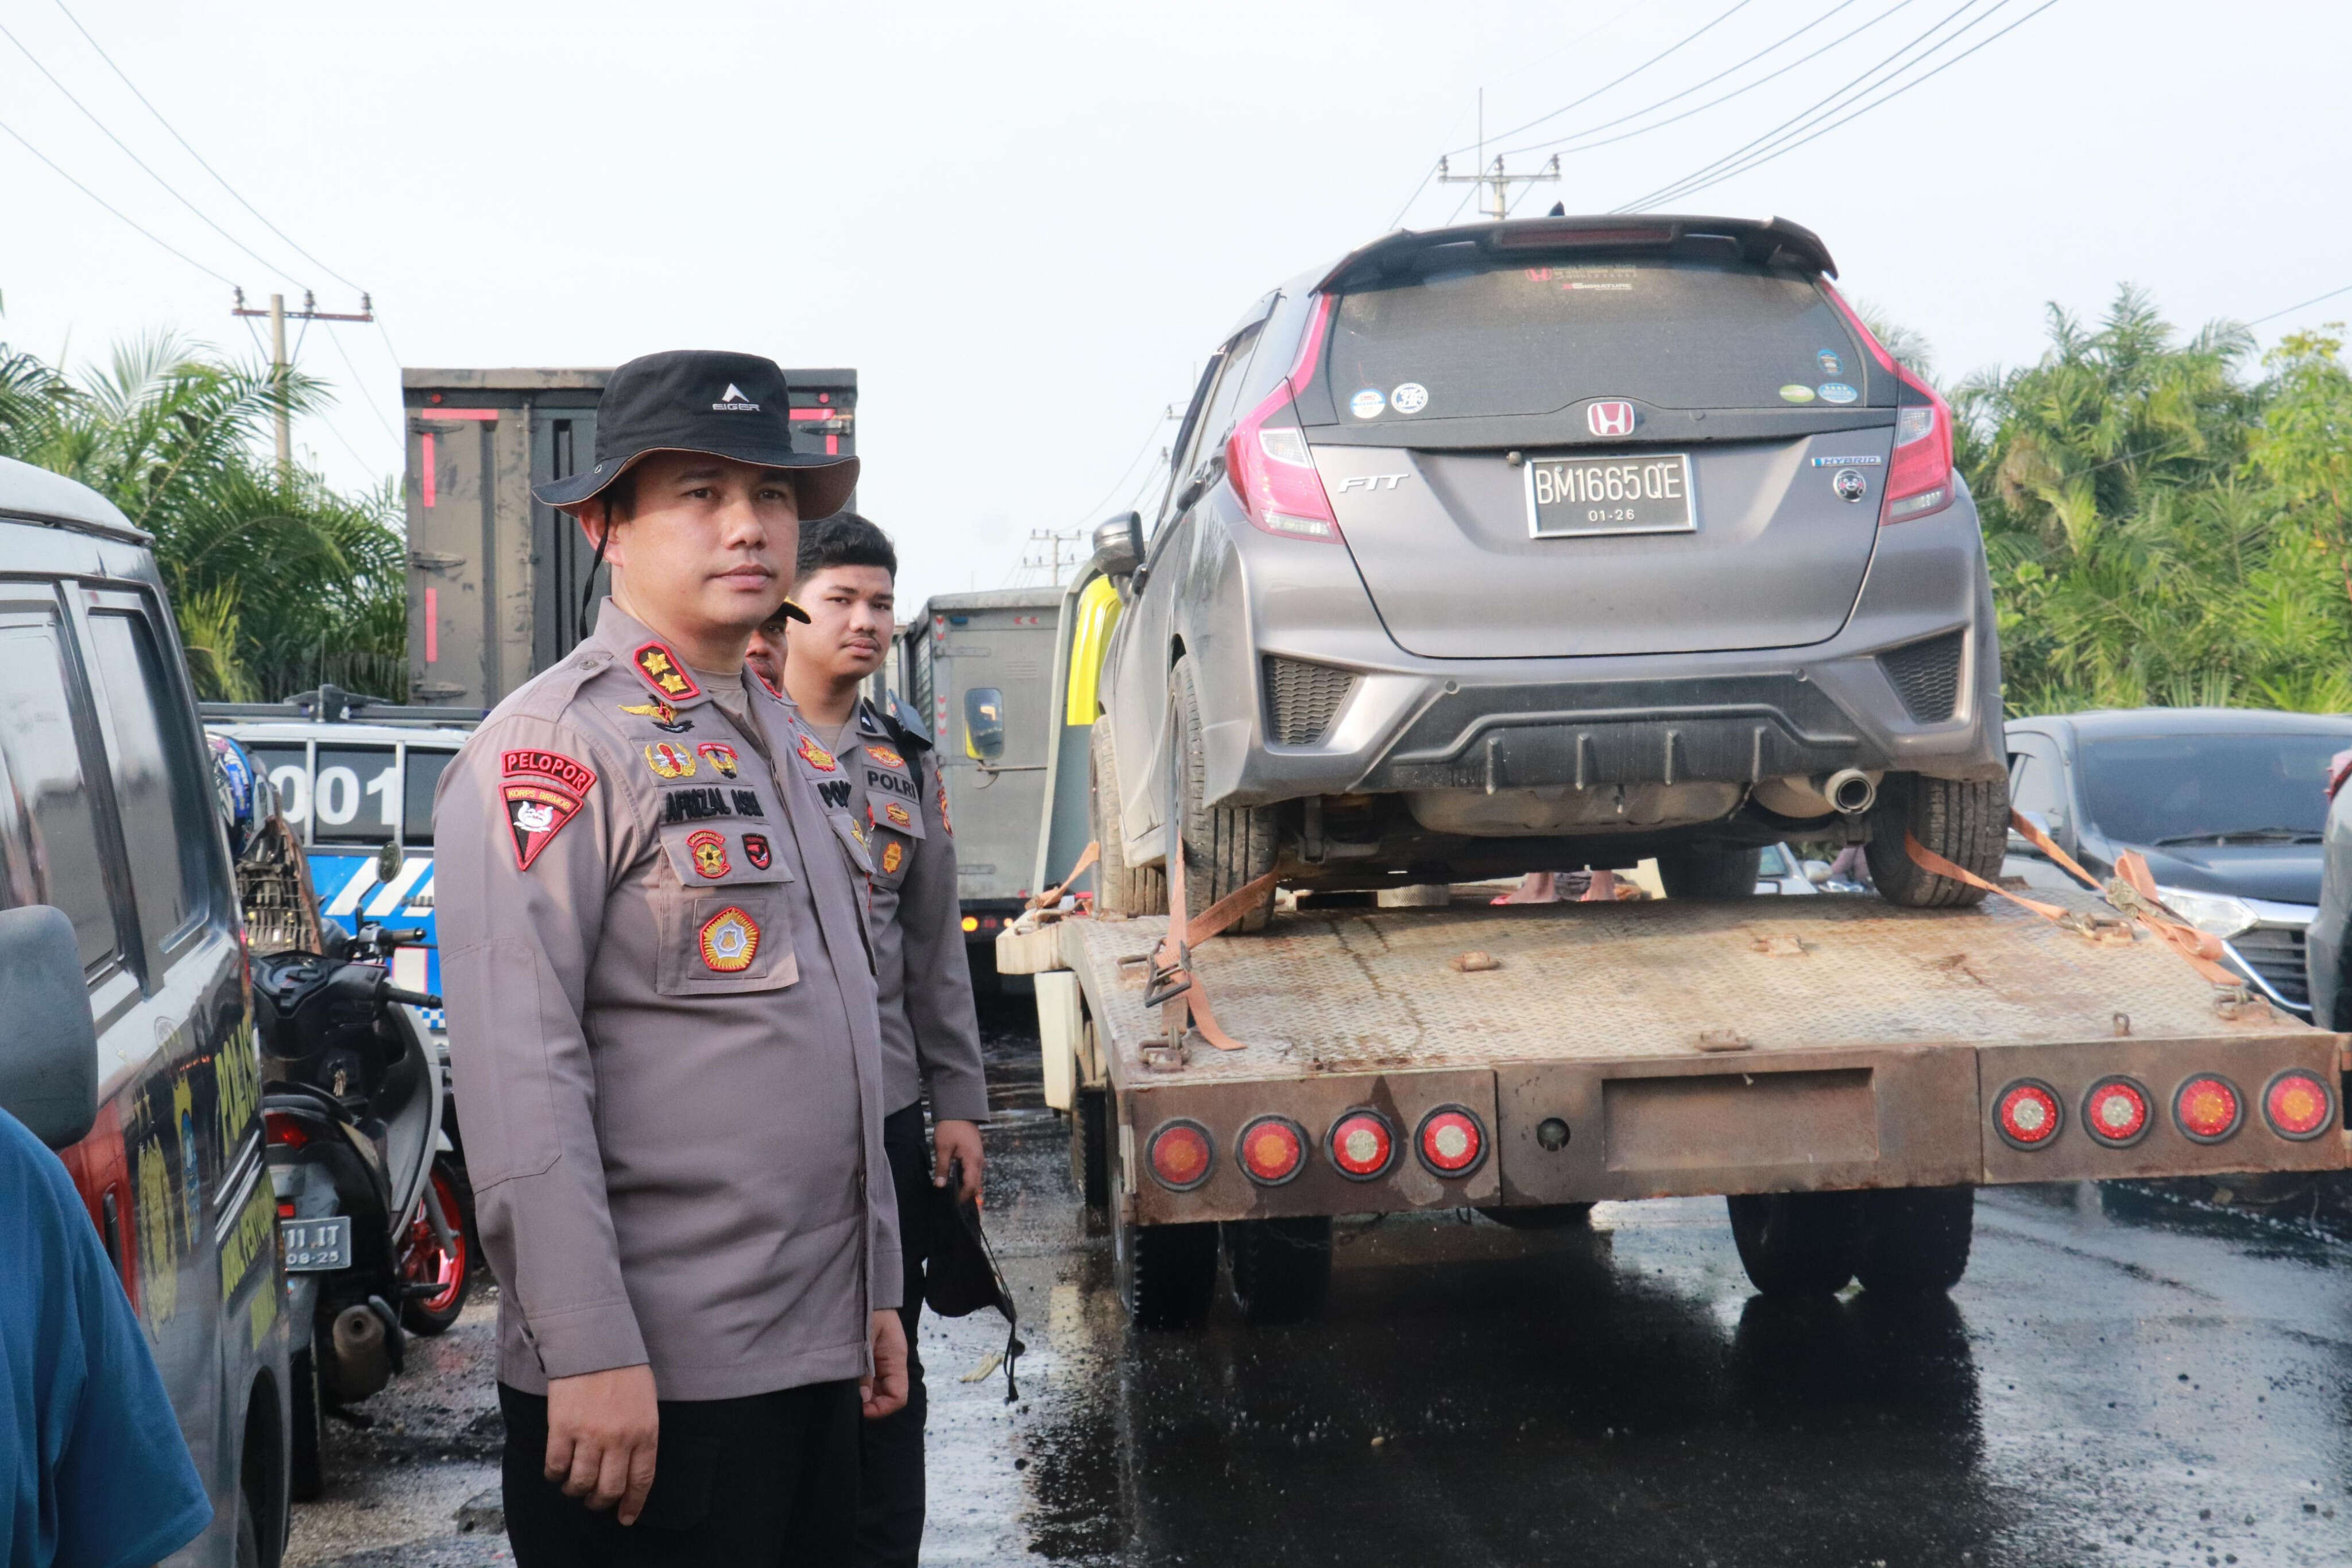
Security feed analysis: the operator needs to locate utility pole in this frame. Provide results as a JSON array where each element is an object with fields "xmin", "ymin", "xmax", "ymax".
[
  {"xmin": 231, "ymin": 288, "xmax": 376, "ymax": 475},
  {"xmin": 1022, "ymin": 528, "xmax": 1086, "ymax": 583},
  {"xmin": 1437, "ymin": 152, "xmax": 1561, "ymax": 221}
]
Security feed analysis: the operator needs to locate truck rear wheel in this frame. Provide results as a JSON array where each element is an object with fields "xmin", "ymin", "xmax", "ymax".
[
  {"xmin": 1855, "ymin": 1186, "xmax": 1975, "ymax": 1293},
  {"xmin": 1655, "ymin": 846, "xmax": 1763, "ymax": 899},
  {"xmin": 1111, "ymin": 1132, "xmax": 1217, "ymax": 1330},
  {"xmin": 1222, "ymin": 1217, "xmax": 1333, "ymax": 1325},
  {"xmin": 1727, "ymin": 1191, "xmax": 1862, "ymax": 1296},
  {"xmin": 1069, "ymin": 1085, "xmax": 1110, "ymax": 1213},
  {"xmin": 1865, "ymin": 773, "xmax": 2009, "ymax": 908},
  {"xmin": 1089, "ymin": 719, "xmax": 1165, "ymax": 916},
  {"xmin": 1171, "ymin": 655, "xmax": 1276, "ymax": 934}
]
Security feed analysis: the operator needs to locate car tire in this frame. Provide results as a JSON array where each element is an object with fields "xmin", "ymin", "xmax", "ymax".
[
  {"xmin": 1222, "ymin": 1217, "xmax": 1333, "ymax": 1325},
  {"xmin": 1170, "ymin": 655, "xmax": 1277, "ymax": 933},
  {"xmin": 1069, "ymin": 1084, "xmax": 1110, "ymax": 1213},
  {"xmin": 1112, "ymin": 1122, "xmax": 1217, "ymax": 1330},
  {"xmin": 288, "ymin": 1345, "xmax": 324, "ymax": 1501},
  {"xmin": 1855, "ymin": 1186, "xmax": 1975, "ymax": 1294},
  {"xmin": 1726, "ymin": 1191, "xmax": 1862, "ymax": 1296},
  {"xmin": 1655, "ymin": 846, "xmax": 1764, "ymax": 899},
  {"xmin": 1864, "ymin": 773, "xmax": 2008, "ymax": 908},
  {"xmin": 1090, "ymin": 720, "xmax": 1165, "ymax": 916}
]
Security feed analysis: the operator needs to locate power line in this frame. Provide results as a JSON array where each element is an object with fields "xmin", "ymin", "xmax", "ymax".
[
  {"xmin": 47, "ymin": 0, "xmax": 366, "ymax": 296},
  {"xmin": 2247, "ymin": 283, "xmax": 2352, "ymax": 330},
  {"xmin": 0, "ymin": 113, "xmax": 234, "ymax": 284},
  {"xmin": 1445, "ymin": 0, "xmax": 1760, "ymax": 157},
  {"xmin": 1622, "ymin": 0, "xmax": 2059, "ymax": 211},
  {"xmin": 322, "ymin": 320, "xmax": 401, "ymax": 444},
  {"xmin": 1612, "ymin": 0, "xmax": 1999, "ymax": 213},
  {"xmin": 0, "ymin": 16, "xmax": 308, "ymax": 288}
]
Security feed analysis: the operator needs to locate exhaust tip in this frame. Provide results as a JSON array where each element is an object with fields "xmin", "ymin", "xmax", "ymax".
[{"xmin": 1823, "ymin": 768, "xmax": 1877, "ymax": 816}]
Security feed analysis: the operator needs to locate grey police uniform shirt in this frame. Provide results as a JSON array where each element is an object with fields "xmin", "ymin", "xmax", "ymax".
[
  {"xmin": 434, "ymin": 601, "xmax": 899, "ymax": 1401},
  {"xmin": 784, "ymin": 699, "xmax": 988, "ymax": 1123}
]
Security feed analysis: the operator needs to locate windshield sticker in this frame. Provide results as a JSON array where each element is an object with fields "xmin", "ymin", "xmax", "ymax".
[
  {"xmin": 1817, "ymin": 349, "xmax": 1844, "ymax": 377},
  {"xmin": 1811, "ymin": 454, "xmax": 1884, "ymax": 466},
  {"xmin": 1778, "ymin": 384, "xmax": 1816, "ymax": 404},
  {"xmin": 1817, "ymin": 382, "xmax": 1859, "ymax": 404},
  {"xmin": 1349, "ymin": 388, "xmax": 1386, "ymax": 420},
  {"xmin": 1390, "ymin": 382, "xmax": 1429, "ymax": 415}
]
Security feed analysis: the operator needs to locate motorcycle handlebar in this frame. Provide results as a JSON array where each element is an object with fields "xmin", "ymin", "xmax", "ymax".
[{"xmin": 382, "ymin": 985, "xmax": 444, "ymax": 1009}]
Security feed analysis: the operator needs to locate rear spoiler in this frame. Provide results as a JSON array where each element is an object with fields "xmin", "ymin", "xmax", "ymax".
[
  {"xmin": 202, "ymin": 683, "xmax": 484, "ymax": 729},
  {"xmin": 1317, "ymin": 214, "xmax": 1836, "ymax": 293}
]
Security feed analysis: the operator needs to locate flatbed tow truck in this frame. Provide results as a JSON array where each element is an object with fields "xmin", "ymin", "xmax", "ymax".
[{"xmin": 1001, "ymin": 581, "xmax": 2352, "ymax": 1331}]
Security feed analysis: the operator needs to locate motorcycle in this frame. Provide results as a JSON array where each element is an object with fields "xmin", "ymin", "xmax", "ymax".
[{"xmin": 257, "ymin": 912, "xmax": 473, "ymax": 1499}]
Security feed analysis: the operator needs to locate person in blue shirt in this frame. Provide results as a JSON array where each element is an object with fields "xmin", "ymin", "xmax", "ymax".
[{"xmin": 1, "ymin": 1105, "xmax": 212, "ymax": 1568}]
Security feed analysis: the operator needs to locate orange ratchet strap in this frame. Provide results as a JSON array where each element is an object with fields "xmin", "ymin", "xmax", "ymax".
[
  {"xmin": 1147, "ymin": 831, "xmax": 1253, "ymax": 1052},
  {"xmin": 1026, "ymin": 840, "xmax": 1100, "ymax": 911}
]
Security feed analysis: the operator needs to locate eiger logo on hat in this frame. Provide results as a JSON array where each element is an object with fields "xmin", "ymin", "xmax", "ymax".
[{"xmin": 713, "ymin": 382, "xmax": 761, "ymax": 413}]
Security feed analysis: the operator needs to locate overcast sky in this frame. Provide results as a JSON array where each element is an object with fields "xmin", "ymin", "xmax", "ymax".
[{"xmin": 5, "ymin": 0, "xmax": 2348, "ymax": 611}]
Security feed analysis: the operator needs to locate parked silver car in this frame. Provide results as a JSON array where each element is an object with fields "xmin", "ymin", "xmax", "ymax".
[{"xmin": 1087, "ymin": 214, "xmax": 2008, "ymax": 928}]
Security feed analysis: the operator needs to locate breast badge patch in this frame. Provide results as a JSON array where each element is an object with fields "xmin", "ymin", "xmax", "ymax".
[
  {"xmin": 697, "ymin": 742, "xmax": 740, "ymax": 778},
  {"xmin": 796, "ymin": 733, "xmax": 839, "ymax": 772},
  {"xmin": 884, "ymin": 800, "xmax": 912, "ymax": 828},
  {"xmin": 644, "ymin": 741, "xmax": 697, "ymax": 779},
  {"xmin": 698, "ymin": 907, "xmax": 760, "ymax": 973},
  {"xmin": 633, "ymin": 642, "xmax": 700, "ymax": 700},
  {"xmin": 881, "ymin": 840, "xmax": 904, "ymax": 876},
  {"xmin": 742, "ymin": 833, "xmax": 773, "ymax": 870},
  {"xmin": 686, "ymin": 828, "xmax": 730, "ymax": 878},
  {"xmin": 620, "ymin": 700, "xmax": 692, "ymax": 734},
  {"xmin": 937, "ymin": 781, "xmax": 953, "ymax": 837},
  {"xmin": 500, "ymin": 750, "xmax": 597, "ymax": 870},
  {"xmin": 868, "ymin": 744, "xmax": 906, "ymax": 770}
]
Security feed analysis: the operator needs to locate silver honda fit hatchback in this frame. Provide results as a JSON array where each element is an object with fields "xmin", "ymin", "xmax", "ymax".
[{"xmin": 1088, "ymin": 215, "xmax": 2008, "ymax": 929}]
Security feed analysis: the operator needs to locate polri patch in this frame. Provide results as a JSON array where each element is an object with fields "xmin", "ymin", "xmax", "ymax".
[
  {"xmin": 686, "ymin": 828, "xmax": 730, "ymax": 878},
  {"xmin": 937, "ymin": 781, "xmax": 953, "ymax": 837},
  {"xmin": 698, "ymin": 907, "xmax": 760, "ymax": 972},
  {"xmin": 633, "ymin": 642, "xmax": 700, "ymax": 700},
  {"xmin": 867, "ymin": 744, "xmax": 906, "ymax": 770},
  {"xmin": 884, "ymin": 800, "xmax": 912, "ymax": 828},
  {"xmin": 620, "ymin": 700, "xmax": 692, "ymax": 734},
  {"xmin": 504, "ymin": 781, "xmax": 585, "ymax": 870},
  {"xmin": 797, "ymin": 733, "xmax": 838, "ymax": 772},
  {"xmin": 866, "ymin": 766, "xmax": 919, "ymax": 799},
  {"xmin": 697, "ymin": 742, "xmax": 740, "ymax": 778},
  {"xmin": 644, "ymin": 741, "xmax": 697, "ymax": 780},
  {"xmin": 743, "ymin": 833, "xmax": 773, "ymax": 871},
  {"xmin": 881, "ymin": 841, "xmax": 904, "ymax": 876}
]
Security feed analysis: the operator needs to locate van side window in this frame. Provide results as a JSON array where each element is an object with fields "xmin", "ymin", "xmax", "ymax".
[
  {"xmin": 0, "ymin": 618, "xmax": 121, "ymax": 969},
  {"xmin": 87, "ymin": 611, "xmax": 216, "ymax": 957}
]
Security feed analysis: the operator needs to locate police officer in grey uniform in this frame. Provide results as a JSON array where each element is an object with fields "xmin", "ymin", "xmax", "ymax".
[
  {"xmin": 435, "ymin": 350, "xmax": 908, "ymax": 1565},
  {"xmin": 755, "ymin": 513, "xmax": 988, "ymax": 1565}
]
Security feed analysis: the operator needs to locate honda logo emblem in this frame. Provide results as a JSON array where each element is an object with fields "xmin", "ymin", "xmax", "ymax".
[{"xmin": 1585, "ymin": 400, "xmax": 1638, "ymax": 438}]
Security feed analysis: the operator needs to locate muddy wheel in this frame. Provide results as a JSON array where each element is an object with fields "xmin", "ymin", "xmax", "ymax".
[
  {"xmin": 1865, "ymin": 773, "xmax": 2009, "ymax": 908},
  {"xmin": 1170, "ymin": 655, "xmax": 1276, "ymax": 932},
  {"xmin": 1855, "ymin": 1186, "xmax": 1975, "ymax": 1294},
  {"xmin": 1655, "ymin": 846, "xmax": 1763, "ymax": 899},
  {"xmin": 1090, "ymin": 719, "xmax": 1165, "ymax": 916},
  {"xmin": 1727, "ymin": 1191, "xmax": 1863, "ymax": 1296},
  {"xmin": 1477, "ymin": 1203, "xmax": 1596, "ymax": 1231},
  {"xmin": 1111, "ymin": 1129, "xmax": 1217, "ymax": 1330},
  {"xmin": 288, "ymin": 1345, "xmax": 324, "ymax": 1501},
  {"xmin": 1069, "ymin": 1084, "xmax": 1110, "ymax": 1213},
  {"xmin": 398, "ymin": 1161, "xmax": 472, "ymax": 1336},
  {"xmin": 1222, "ymin": 1217, "xmax": 1333, "ymax": 1325}
]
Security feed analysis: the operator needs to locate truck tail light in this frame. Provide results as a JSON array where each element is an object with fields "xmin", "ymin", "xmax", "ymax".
[
  {"xmin": 1146, "ymin": 1119, "xmax": 1214, "ymax": 1191},
  {"xmin": 2261, "ymin": 1070, "xmax": 2334, "ymax": 1140},
  {"xmin": 1238, "ymin": 1116, "xmax": 1308, "ymax": 1186},
  {"xmin": 1415, "ymin": 1106, "xmax": 1487, "ymax": 1176},
  {"xmin": 2172, "ymin": 1075, "xmax": 2243, "ymax": 1143},
  {"xmin": 1225, "ymin": 296, "xmax": 1344, "ymax": 543},
  {"xmin": 1821, "ymin": 281, "xmax": 1953, "ymax": 525},
  {"xmin": 1326, "ymin": 1109, "xmax": 1397, "ymax": 1180},
  {"xmin": 265, "ymin": 1111, "xmax": 310, "ymax": 1150},
  {"xmin": 1993, "ymin": 1079, "xmax": 2063, "ymax": 1149},
  {"xmin": 2081, "ymin": 1077, "xmax": 2152, "ymax": 1148}
]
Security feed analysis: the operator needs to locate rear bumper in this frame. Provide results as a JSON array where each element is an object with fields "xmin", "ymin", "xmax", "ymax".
[{"xmin": 1121, "ymin": 1029, "xmax": 2348, "ymax": 1225}]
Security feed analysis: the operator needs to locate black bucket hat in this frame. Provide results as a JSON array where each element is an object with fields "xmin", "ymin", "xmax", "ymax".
[{"xmin": 532, "ymin": 349, "xmax": 860, "ymax": 519}]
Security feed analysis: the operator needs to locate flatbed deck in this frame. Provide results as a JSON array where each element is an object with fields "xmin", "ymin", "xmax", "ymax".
[{"xmin": 1053, "ymin": 891, "xmax": 2348, "ymax": 1226}]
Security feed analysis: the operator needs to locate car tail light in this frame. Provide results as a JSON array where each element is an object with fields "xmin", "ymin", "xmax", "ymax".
[
  {"xmin": 1146, "ymin": 1119, "xmax": 1214, "ymax": 1191},
  {"xmin": 1415, "ymin": 1105, "xmax": 1487, "ymax": 1177},
  {"xmin": 2327, "ymin": 748, "xmax": 2352, "ymax": 803},
  {"xmin": 2261, "ymin": 1070, "xmax": 2334, "ymax": 1141},
  {"xmin": 1237, "ymin": 1115, "xmax": 1308, "ymax": 1186},
  {"xmin": 1326, "ymin": 1109, "xmax": 1397, "ymax": 1181},
  {"xmin": 1821, "ymin": 281, "xmax": 1953, "ymax": 526},
  {"xmin": 1226, "ymin": 296, "xmax": 1344, "ymax": 543},
  {"xmin": 2172, "ymin": 1075, "xmax": 2243, "ymax": 1143},
  {"xmin": 1993, "ymin": 1079, "xmax": 2063, "ymax": 1149},
  {"xmin": 265, "ymin": 1110, "xmax": 309, "ymax": 1149},
  {"xmin": 277, "ymin": 1200, "xmax": 296, "ymax": 1220},
  {"xmin": 2081, "ymin": 1076, "xmax": 2152, "ymax": 1148}
]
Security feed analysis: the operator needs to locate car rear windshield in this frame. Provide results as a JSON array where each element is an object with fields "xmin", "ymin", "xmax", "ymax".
[
  {"xmin": 2076, "ymin": 732, "xmax": 2345, "ymax": 846},
  {"xmin": 1321, "ymin": 258, "xmax": 1870, "ymax": 420}
]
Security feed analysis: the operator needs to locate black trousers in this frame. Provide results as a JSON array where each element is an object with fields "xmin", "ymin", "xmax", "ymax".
[
  {"xmin": 501, "ymin": 1377, "xmax": 858, "ymax": 1567},
  {"xmin": 853, "ymin": 1102, "xmax": 935, "ymax": 1566}
]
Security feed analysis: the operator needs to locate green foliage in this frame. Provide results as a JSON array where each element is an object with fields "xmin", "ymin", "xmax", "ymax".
[
  {"xmin": 1954, "ymin": 288, "xmax": 2352, "ymax": 717},
  {"xmin": 0, "ymin": 331, "xmax": 406, "ymax": 701}
]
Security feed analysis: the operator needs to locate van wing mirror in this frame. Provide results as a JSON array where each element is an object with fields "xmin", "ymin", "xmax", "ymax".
[
  {"xmin": 1089, "ymin": 511, "xmax": 1144, "ymax": 580},
  {"xmin": 0, "ymin": 907, "xmax": 99, "ymax": 1149}
]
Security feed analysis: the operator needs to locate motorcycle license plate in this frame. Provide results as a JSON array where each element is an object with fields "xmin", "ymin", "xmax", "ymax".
[{"xmin": 281, "ymin": 1216, "xmax": 352, "ymax": 1272}]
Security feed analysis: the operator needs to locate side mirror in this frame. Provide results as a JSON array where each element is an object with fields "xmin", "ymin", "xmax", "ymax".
[
  {"xmin": 1801, "ymin": 859, "xmax": 1832, "ymax": 885},
  {"xmin": 0, "ymin": 907, "xmax": 99, "ymax": 1149},
  {"xmin": 1089, "ymin": 511, "xmax": 1144, "ymax": 580},
  {"xmin": 375, "ymin": 840, "xmax": 405, "ymax": 882},
  {"xmin": 964, "ymin": 686, "xmax": 1007, "ymax": 762}
]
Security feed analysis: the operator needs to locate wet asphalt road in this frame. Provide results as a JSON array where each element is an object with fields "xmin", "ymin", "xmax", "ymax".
[{"xmin": 288, "ymin": 999, "xmax": 2352, "ymax": 1568}]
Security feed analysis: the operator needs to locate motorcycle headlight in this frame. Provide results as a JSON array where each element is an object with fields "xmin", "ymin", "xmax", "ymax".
[{"xmin": 2153, "ymin": 885, "xmax": 2257, "ymax": 939}]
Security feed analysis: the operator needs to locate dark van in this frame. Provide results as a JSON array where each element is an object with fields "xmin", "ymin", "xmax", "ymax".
[{"xmin": 0, "ymin": 456, "xmax": 291, "ymax": 1566}]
